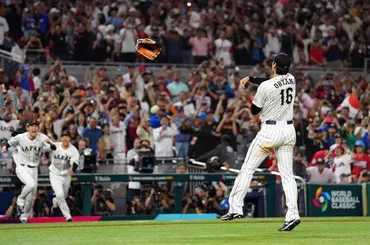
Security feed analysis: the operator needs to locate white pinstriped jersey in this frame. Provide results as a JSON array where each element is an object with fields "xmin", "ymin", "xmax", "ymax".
[
  {"xmin": 49, "ymin": 142, "xmax": 80, "ymax": 176},
  {"xmin": 7, "ymin": 132, "xmax": 52, "ymax": 167},
  {"xmin": 253, "ymin": 73, "xmax": 296, "ymax": 121}
]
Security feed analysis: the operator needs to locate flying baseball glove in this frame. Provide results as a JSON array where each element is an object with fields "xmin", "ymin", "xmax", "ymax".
[{"xmin": 135, "ymin": 38, "xmax": 162, "ymax": 62}]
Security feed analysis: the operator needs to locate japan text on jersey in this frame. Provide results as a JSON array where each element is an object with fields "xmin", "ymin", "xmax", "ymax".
[{"xmin": 8, "ymin": 132, "xmax": 51, "ymax": 167}]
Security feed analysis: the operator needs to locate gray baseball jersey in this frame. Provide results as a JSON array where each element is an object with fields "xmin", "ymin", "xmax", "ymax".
[
  {"xmin": 49, "ymin": 142, "xmax": 80, "ymax": 176},
  {"xmin": 7, "ymin": 132, "xmax": 52, "ymax": 167}
]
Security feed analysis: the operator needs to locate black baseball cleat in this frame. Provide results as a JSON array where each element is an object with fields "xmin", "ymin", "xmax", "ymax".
[
  {"xmin": 221, "ymin": 213, "xmax": 243, "ymax": 221},
  {"xmin": 278, "ymin": 219, "xmax": 301, "ymax": 231},
  {"xmin": 67, "ymin": 218, "xmax": 73, "ymax": 222}
]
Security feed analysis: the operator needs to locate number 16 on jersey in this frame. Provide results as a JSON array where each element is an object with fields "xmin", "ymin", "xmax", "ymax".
[{"xmin": 280, "ymin": 88, "xmax": 293, "ymax": 105}]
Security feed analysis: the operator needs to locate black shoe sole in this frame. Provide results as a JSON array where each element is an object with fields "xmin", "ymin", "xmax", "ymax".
[
  {"xmin": 278, "ymin": 219, "xmax": 301, "ymax": 231},
  {"xmin": 221, "ymin": 214, "xmax": 243, "ymax": 221}
]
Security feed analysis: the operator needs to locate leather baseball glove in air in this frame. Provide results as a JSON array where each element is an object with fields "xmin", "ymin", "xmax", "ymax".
[{"xmin": 135, "ymin": 38, "xmax": 162, "ymax": 62}]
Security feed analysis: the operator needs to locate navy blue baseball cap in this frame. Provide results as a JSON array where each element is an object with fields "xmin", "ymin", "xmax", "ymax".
[{"xmin": 273, "ymin": 53, "xmax": 291, "ymax": 72}]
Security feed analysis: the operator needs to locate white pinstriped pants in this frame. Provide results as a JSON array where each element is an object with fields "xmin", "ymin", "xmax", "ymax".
[{"xmin": 228, "ymin": 122, "xmax": 300, "ymax": 221}]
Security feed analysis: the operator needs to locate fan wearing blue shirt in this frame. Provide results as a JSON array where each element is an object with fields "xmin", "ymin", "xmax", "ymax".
[{"xmin": 82, "ymin": 117, "xmax": 102, "ymax": 152}]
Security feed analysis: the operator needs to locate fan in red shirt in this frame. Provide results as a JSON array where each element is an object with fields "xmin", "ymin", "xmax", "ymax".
[
  {"xmin": 156, "ymin": 75, "xmax": 172, "ymax": 97},
  {"xmin": 308, "ymin": 38, "xmax": 325, "ymax": 66},
  {"xmin": 352, "ymin": 140, "xmax": 370, "ymax": 180},
  {"xmin": 310, "ymin": 149, "xmax": 329, "ymax": 166}
]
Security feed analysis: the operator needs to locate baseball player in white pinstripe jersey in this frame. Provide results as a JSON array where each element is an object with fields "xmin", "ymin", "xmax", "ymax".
[
  {"xmin": 221, "ymin": 53, "xmax": 301, "ymax": 231},
  {"xmin": 1, "ymin": 120, "xmax": 57, "ymax": 223},
  {"xmin": 49, "ymin": 132, "xmax": 80, "ymax": 222}
]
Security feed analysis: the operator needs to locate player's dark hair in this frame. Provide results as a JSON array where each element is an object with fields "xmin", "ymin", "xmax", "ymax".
[
  {"xmin": 275, "ymin": 66, "xmax": 288, "ymax": 75},
  {"xmin": 140, "ymin": 139, "xmax": 150, "ymax": 146},
  {"xmin": 32, "ymin": 68, "xmax": 41, "ymax": 76}
]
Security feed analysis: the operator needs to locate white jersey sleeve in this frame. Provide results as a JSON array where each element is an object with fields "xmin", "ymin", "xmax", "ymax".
[
  {"xmin": 40, "ymin": 133, "xmax": 54, "ymax": 150},
  {"xmin": 69, "ymin": 145, "xmax": 80, "ymax": 166},
  {"xmin": 252, "ymin": 83, "xmax": 267, "ymax": 108},
  {"xmin": 7, "ymin": 134, "xmax": 22, "ymax": 147}
]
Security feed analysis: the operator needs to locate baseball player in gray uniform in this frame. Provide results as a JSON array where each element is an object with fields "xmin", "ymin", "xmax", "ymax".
[
  {"xmin": 221, "ymin": 53, "xmax": 300, "ymax": 231},
  {"xmin": 1, "ymin": 120, "xmax": 57, "ymax": 223},
  {"xmin": 49, "ymin": 132, "xmax": 80, "ymax": 222}
]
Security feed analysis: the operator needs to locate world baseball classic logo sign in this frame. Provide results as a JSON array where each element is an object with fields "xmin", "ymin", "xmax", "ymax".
[{"xmin": 308, "ymin": 185, "xmax": 363, "ymax": 217}]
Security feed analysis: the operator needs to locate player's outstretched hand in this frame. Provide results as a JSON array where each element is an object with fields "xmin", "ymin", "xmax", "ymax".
[
  {"xmin": 240, "ymin": 76, "xmax": 250, "ymax": 89},
  {"xmin": 68, "ymin": 169, "xmax": 74, "ymax": 175},
  {"xmin": 1, "ymin": 146, "xmax": 7, "ymax": 153},
  {"xmin": 44, "ymin": 138, "xmax": 52, "ymax": 144}
]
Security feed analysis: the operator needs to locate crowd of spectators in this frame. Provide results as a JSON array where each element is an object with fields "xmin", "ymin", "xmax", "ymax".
[
  {"xmin": 0, "ymin": 0, "xmax": 370, "ymax": 67},
  {"xmin": 1, "ymin": 0, "xmax": 370, "ymax": 217}
]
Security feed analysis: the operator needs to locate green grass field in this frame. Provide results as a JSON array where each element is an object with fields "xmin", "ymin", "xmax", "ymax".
[{"xmin": 0, "ymin": 217, "xmax": 369, "ymax": 245}]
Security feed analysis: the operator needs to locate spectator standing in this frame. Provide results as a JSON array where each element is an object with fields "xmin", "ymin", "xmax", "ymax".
[
  {"xmin": 182, "ymin": 28, "xmax": 193, "ymax": 64},
  {"xmin": 214, "ymin": 28, "xmax": 233, "ymax": 67},
  {"xmin": 305, "ymin": 128, "xmax": 328, "ymax": 162},
  {"xmin": 216, "ymin": 109, "xmax": 239, "ymax": 152},
  {"xmin": 191, "ymin": 113, "xmax": 217, "ymax": 159},
  {"xmin": 263, "ymin": 28, "xmax": 281, "ymax": 58},
  {"xmin": 332, "ymin": 146, "xmax": 352, "ymax": 183},
  {"xmin": 323, "ymin": 26, "xmax": 342, "ymax": 68},
  {"xmin": 136, "ymin": 115, "xmax": 153, "ymax": 148},
  {"xmin": 167, "ymin": 72, "xmax": 189, "ymax": 103},
  {"xmin": 119, "ymin": 23, "xmax": 137, "ymax": 63},
  {"xmin": 189, "ymin": 28, "xmax": 212, "ymax": 64},
  {"xmin": 34, "ymin": 3, "xmax": 50, "ymax": 45},
  {"xmin": 173, "ymin": 107, "xmax": 193, "ymax": 162},
  {"xmin": 0, "ymin": 111, "xmax": 19, "ymax": 140},
  {"xmin": 50, "ymin": 25, "xmax": 66, "ymax": 60},
  {"xmin": 164, "ymin": 30, "xmax": 184, "ymax": 64},
  {"xmin": 73, "ymin": 23, "xmax": 92, "ymax": 61},
  {"xmin": 308, "ymin": 38, "xmax": 326, "ymax": 66},
  {"xmin": 342, "ymin": 14, "xmax": 362, "ymax": 43},
  {"xmin": 0, "ymin": 9, "xmax": 9, "ymax": 48},
  {"xmin": 234, "ymin": 37, "xmax": 254, "ymax": 66},
  {"xmin": 173, "ymin": 92, "xmax": 195, "ymax": 118},
  {"xmin": 109, "ymin": 112, "xmax": 134, "ymax": 164},
  {"xmin": 98, "ymin": 124, "xmax": 115, "ymax": 163},
  {"xmin": 9, "ymin": 84, "xmax": 31, "ymax": 110},
  {"xmin": 306, "ymin": 158, "xmax": 336, "ymax": 184},
  {"xmin": 82, "ymin": 117, "xmax": 102, "ymax": 153},
  {"xmin": 351, "ymin": 140, "xmax": 370, "ymax": 181},
  {"xmin": 153, "ymin": 117, "xmax": 178, "ymax": 157}
]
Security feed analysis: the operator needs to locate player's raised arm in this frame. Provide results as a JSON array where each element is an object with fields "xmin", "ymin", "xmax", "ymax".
[
  {"xmin": 42, "ymin": 134, "xmax": 57, "ymax": 151},
  {"xmin": 240, "ymin": 76, "xmax": 270, "ymax": 88}
]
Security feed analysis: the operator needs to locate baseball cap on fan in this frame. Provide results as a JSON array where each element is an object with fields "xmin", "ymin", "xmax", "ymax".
[{"xmin": 272, "ymin": 53, "xmax": 291, "ymax": 72}]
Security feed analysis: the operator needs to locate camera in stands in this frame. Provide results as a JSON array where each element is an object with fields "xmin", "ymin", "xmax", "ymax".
[
  {"xmin": 133, "ymin": 148, "xmax": 155, "ymax": 173},
  {"xmin": 205, "ymin": 156, "xmax": 223, "ymax": 173},
  {"xmin": 80, "ymin": 148, "xmax": 97, "ymax": 173}
]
